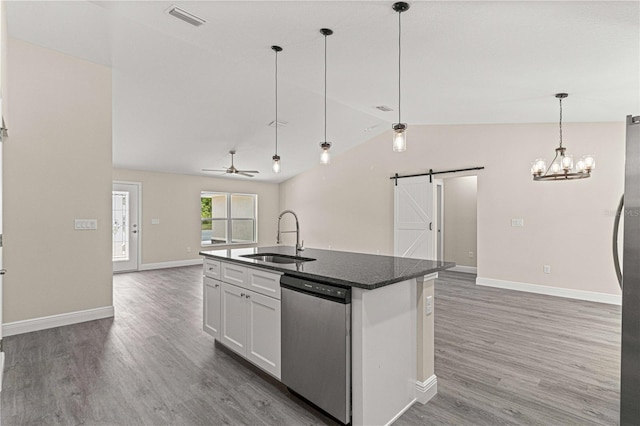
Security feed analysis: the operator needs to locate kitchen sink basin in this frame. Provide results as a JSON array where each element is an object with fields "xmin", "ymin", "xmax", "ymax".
[{"xmin": 240, "ymin": 253, "xmax": 316, "ymax": 264}]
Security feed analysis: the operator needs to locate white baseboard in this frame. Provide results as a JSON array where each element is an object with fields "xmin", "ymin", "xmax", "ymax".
[
  {"xmin": 3, "ymin": 306, "xmax": 115, "ymax": 337},
  {"xmin": 450, "ymin": 265, "xmax": 477, "ymax": 274},
  {"xmin": 476, "ymin": 277, "xmax": 621, "ymax": 305},
  {"xmin": 139, "ymin": 258, "xmax": 203, "ymax": 271},
  {"xmin": 416, "ymin": 374, "xmax": 438, "ymax": 404},
  {"xmin": 385, "ymin": 397, "xmax": 417, "ymax": 426}
]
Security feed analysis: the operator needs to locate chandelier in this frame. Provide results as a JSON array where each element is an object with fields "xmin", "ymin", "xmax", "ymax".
[{"xmin": 531, "ymin": 93, "xmax": 595, "ymax": 181}]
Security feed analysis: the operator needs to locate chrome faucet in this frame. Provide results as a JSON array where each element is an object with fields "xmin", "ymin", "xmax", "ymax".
[{"xmin": 277, "ymin": 210, "xmax": 304, "ymax": 251}]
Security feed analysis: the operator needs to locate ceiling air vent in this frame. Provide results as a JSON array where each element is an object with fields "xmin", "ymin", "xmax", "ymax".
[
  {"xmin": 166, "ymin": 5, "xmax": 206, "ymax": 27},
  {"xmin": 375, "ymin": 105, "xmax": 394, "ymax": 112}
]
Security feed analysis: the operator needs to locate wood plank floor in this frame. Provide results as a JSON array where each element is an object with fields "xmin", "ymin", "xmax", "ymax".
[{"xmin": 1, "ymin": 267, "xmax": 621, "ymax": 425}]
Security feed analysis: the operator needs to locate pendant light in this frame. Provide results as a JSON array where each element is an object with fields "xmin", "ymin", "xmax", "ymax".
[
  {"xmin": 319, "ymin": 28, "xmax": 333, "ymax": 165},
  {"xmin": 392, "ymin": 2, "xmax": 410, "ymax": 152},
  {"xmin": 531, "ymin": 93, "xmax": 595, "ymax": 181},
  {"xmin": 271, "ymin": 45, "xmax": 283, "ymax": 173}
]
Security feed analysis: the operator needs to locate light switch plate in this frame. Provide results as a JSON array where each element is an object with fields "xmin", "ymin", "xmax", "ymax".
[
  {"xmin": 511, "ymin": 218, "xmax": 524, "ymax": 227},
  {"xmin": 75, "ymin": 219, "xmax": 97, "ymax": 230},
  {"xmin": 151, "ymin": 219, "xmax": 160, "ymax": 225}
]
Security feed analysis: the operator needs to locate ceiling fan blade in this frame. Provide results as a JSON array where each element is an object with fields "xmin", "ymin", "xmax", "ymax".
[
  {"xmin": 237, "ymin": 172, "xmax": 254, "ymax": 177},
  {"xmin": 238, "ymin": 170, "xmax": 260, "ymax": 174},
  {"xmin": 202, "ymin": 169, "xmax": 228, "ymax": 172}
]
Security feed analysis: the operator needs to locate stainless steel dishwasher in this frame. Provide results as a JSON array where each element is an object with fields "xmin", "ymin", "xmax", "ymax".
[{"xmin": 280, "ymin": 275, "xmax": 351, "ymax": 424}]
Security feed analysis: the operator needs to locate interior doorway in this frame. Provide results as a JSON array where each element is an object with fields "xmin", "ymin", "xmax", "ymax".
[
  {"xmin": 438, "ymin": 175, "xmax": 478, "ymax": 274},
  {"xmin": 112, "ymin": 182, "xmax": 140, "ymax": 273}
]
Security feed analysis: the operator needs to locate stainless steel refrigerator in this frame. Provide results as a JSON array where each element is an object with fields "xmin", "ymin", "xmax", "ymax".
[{"xmin": 619, "ymin": 114, "xmax": 640, "ymax": 425}]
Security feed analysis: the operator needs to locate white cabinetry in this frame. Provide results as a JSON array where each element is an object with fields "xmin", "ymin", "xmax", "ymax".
[
  {"xmin": 203, "ymin": 259, "xmax": 282, "ymax": 379},
  {"xmin": 203, "ymin": 277, "xmax": 221, "ymax": 339},
  {"xmin": 221, "ymin": 282, "xmax": 281, "ymax": 378},
  {"xmin": 246, "ymin": 290, "xmax": 281, "ymax": 377}
]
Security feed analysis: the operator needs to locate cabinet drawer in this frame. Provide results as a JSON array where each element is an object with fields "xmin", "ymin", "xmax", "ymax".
[
  {"xmin": 203, "ymin": 258, "xmax": 221, "ymax": 279},
  {"xmin": 247, "ymin": 268, "xmax": 282, "ymax": 300},
  {"xmin": 221, "ymin": 262, "xmax": 248, "ymax": 287}
]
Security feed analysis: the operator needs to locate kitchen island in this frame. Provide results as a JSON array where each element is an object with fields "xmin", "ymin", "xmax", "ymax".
[{"xmin": 200, "ymin": 246, "xmax": 454, "ymax": 425}]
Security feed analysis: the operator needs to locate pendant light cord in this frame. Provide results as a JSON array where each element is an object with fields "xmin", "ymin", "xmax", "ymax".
[
  {"xmin": 275, "ymin": 49, "xmax": 278, "ymax": 156},
  {"xmin": 398, "ymin": 10, "xmax": 402, "ymax": 124},
  {"xmin": 324, "ymin": 32, "xmax": 328, "ymax": 143}
]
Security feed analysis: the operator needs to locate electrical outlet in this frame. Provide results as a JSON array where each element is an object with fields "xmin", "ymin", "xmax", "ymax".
[
  {"xmin": 543, "ymin": 265, "xmax": 551, "ymax": 274},
  {"xmin": 186, "ymin": 246, "xmax": 192, "ymax": 253},
  {"xmin": 469, "ymin": 251, "xmax": 474, "ymax": 258},
  {"xmin": 426, "ymin": 296, "xmax": 433, "ymax": 315}
]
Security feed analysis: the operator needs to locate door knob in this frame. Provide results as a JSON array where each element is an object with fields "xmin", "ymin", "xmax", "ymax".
[
  {"xmin": 132, "ymin": 230, "xmax": 138, "ymax": 234},
  {"xmin": 0, "ymin": 269, "xmax": 6, "ymax": 275}
]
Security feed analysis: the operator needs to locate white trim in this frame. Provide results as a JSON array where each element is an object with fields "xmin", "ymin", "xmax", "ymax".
[
  {"xmin": 3, "ymin": 306, "xmax": 115, "ymax": 337},
  {"xmin": 384, "ymin": 397, "xmax": 417, "ymax": 426},
  {"xmin": 139, "ymin": 258, "xmax": 203, "ymax": 271},
  {"xmin": 451, "ymin": 265, "xmax": 477, "ymax": 274},
  {"xmin": 416, "ymin": 374, "xmax": 438, "ymax": 404},
  {"xmin": 476, "ymin": 277, "xmax": 621, "ymax": 305}
]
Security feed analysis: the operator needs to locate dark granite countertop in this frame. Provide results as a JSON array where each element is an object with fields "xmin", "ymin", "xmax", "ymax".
[{"xmin": 200, "ymin": 246, "xmax": 455, "ymax": 290}]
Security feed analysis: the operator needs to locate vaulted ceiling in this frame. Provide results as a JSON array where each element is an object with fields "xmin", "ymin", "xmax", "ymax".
[{"xmin": 6, "ymin": 1, "xmax": 640, "ymax": 182}]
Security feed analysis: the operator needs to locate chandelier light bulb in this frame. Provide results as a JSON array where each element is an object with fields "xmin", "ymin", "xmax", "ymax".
[
  {"xmin": 584, "ymin": 155, "xmax": 595, "ymax": 171},
  {"xmin": 561, "ymin": 154, "xmax": 573, "ymax": 171},
  {"xmin": 531, "ymin": 159, "xmax": 547, "ymax": 176}
]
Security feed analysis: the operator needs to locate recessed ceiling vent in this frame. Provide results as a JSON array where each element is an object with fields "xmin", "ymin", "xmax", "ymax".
[
  {"xmin": 166, "ymin": 5, "xmax": 206, "ymax": 27},
  {"xmin": 375, "ymin": 105, "xmax": 394, "ymax": 112}
]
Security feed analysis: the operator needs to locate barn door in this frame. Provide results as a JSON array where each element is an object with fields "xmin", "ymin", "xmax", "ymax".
[{"xmin": 394, "ymin": 176, "xmax": 434, "ymax": 259}]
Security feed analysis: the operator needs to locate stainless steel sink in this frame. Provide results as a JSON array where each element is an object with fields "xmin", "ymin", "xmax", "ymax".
[{"xmin": 240, "ymin": 253, "xmax": 316, "ymax": 264}]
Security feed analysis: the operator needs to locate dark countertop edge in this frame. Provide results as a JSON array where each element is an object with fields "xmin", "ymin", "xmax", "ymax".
[{"xmin": 199, "ymin": 250, "xmax": 455, "ymax": 290}]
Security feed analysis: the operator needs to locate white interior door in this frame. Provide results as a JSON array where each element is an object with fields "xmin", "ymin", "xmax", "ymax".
[
  {"xmin": 112, "ymin": 182, "xmax": 140, "ymax": 273},
  {"xmin": 394, "ymin": 176, "xmax": 435, "ymax": 259}
]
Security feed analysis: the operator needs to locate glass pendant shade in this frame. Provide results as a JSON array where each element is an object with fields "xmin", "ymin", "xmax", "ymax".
[
  {"xmin": 584, "ymin": 155, "xmax": 596, "ymax": 171},
  {"xmin": 393, "ymin": 123, "xmax": 407, "ymax": 152},
  {"xmin": 272, "ymin": 155, "xmax": 281, "ymax": 173},
  {"xmin": 561, "ymin": 154, "xmax": 573, "ymax": 171},
  {"xmin": 320, "ymin": 142, "xmax": 331, "ymax": 165},
  {"xmin": 531, "ymin": 159, "xmax": 547, "ymax": 176}
]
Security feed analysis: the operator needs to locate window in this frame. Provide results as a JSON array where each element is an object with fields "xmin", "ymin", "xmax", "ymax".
[{"xmin": 201, "ymin": 192, "xmax": 257, "ymax": 245}]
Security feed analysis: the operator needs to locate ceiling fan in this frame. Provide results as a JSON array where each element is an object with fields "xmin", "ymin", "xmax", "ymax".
[{"xmin": 202, "ymin": 150, "xmax": 260, "ymax": 177}]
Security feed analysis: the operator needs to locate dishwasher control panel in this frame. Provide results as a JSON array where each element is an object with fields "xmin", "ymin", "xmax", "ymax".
[{"xmin": 280, "ymin": 275, "xmax": 351, "ymax": 303}]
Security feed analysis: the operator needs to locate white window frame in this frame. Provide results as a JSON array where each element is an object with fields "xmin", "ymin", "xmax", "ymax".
[{"xmin": 201, "ymin": 191, "xmax": 258, "ymax": 247}]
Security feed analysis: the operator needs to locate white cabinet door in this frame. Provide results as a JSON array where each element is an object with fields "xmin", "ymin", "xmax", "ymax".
[
  {"xmin": 221, "ymin": 282, "xmax": 248, "ymax": 356},
  {"xmin": 203, "ymin": 277, "xmax": 221, "ymax": 340},
  {"xmin": 246, "ymin": 291, "xmax": 281, "ymax": 379}
]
